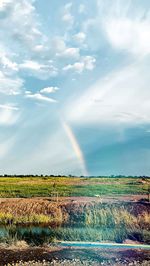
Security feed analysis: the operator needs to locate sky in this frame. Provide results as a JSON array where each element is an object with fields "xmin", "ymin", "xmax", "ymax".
[{"xmin": 0, "ymin": 0, "xmax": 150, "ymax": 176}]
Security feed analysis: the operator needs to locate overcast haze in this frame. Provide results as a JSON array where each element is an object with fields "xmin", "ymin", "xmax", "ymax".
[{"xmin": 0, "ymin": 0, "xmax": 150, "ymax": 176}]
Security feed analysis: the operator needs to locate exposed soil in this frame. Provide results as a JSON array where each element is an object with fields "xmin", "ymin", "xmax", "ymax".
[
  {"xmin": 0, "ymin": 194, "xmax": 149, "ymax": 204},
  {"xmin": 47, "ymin": 194, "xmax": 149, "ymax": 203},
  {"xmin": 0, "ymin": 246, "xmax": 150, "ymax": 265}
]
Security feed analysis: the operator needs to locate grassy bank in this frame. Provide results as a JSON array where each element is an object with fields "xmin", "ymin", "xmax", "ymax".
[
  {"xmin": 0, "ymin": 200, "xmax": 149, "ymax": 244},
  {"xmin": 0, "ymin": 212, "xmax": 149, "ymax": 244},
  {"xmin": 0, "ymin": 200, "xmax": 149, "ymax": 227},
  {"xmin": 0, "ymin": 176, "xmax": 148, "ymax": 197}
]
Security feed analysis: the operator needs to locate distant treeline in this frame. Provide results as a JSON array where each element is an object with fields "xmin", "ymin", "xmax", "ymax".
[{"xmin": 0, "ymin": 174, "xmax": 149, "ymax": 179}]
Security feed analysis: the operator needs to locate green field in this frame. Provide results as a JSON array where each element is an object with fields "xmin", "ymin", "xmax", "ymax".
[{"xmin": 0, "ymin": 176, "xmax": 148, "ymax": 197}]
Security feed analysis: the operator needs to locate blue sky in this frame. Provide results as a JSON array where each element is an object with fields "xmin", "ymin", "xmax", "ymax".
[{"xmin": 0, "ymin": 0, "xmax": 150, "ymax": 176}]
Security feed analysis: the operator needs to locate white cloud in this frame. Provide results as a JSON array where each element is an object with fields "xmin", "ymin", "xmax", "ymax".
[
  {"xmin": 51, "ymin": 37, "xmax": 66, "ymax": 53},
  {"xmin": 82, "ymin": 1, "xmax": 150, "ymax": 57},
  {"xmin": 73, "ymin": 32, "xmax": 86, "ymax": 44},
  {"xmin": 65, "ymin": 59, "xmax": 150, "ymax": 126},
  {"xmin": 25, "ymin": 90, "xmax": 32, "ymax": 95},
  {"xmin": 0, "ymin": 70, "xmax": 23, "ymax": 95},
  {"xmin": 0, "ymin": 106, "xmax": 19, "ymax": 125},
  {"xmin": 33, "ymin": 44, "xmax": 46, "ymax": 53},
  {"xmin": 62, "ymin": 13, "xmax": 74, "ymax": 24},
  {"xmin": 20, "ymin": 60, "xmax": 42, "ymax": 71},
  {"xmin": 105, "ymin": 17, "xmax": 150, "ymax": 56},
  {"xmin": 0, "ymin": 51, "xmax": 18, "ymax": 73},
  {"xmin": 40, "ymin": 87, "xmax": 59, "ymax": 94},
  {"xmin": 63, "ymin": 55, "xmax": 96, "ymax": 73},
  {"xmin": 94, "ymin": 0, "xmax": 150, "ymax": 56},
  {"xmin": 25, "ymin": 93, "xmax": 57, "ymax": 103},
  {"xmin": 83, "ymin": 56, "xmax": 96, "ymax": 70},
  {"xmin": 57, "ymin": 47, "xmax": 80, "ymax": 59},
  {"xmin": 0, "ymin": 0, "xmax": 45, "ymax": 54},
  {"xmin": 0, "ymin": 104, "xmax": 19, "ymax": 110},
  {"xmin": 0, "ymin": 0, "xmax": 61, "ymax": 82},
  {"xmin": 62, "ymin": 2, "xmax": 74, "ymax": 26},
  {"xmin": 0, "ymin": 0, "xmax": 55, "ymax": 93},
  {"xmin": 20, "ymin": 60, "xmax": 58, "ymax": 79},
  {"xmin": 63, "ymin": 62, "xmax": 85, "ymax": 73},
  {"xmin": 0, "ymin": 0, "xmax": 96, "ymax": 99},
  {"xmin": 52, "ymin": 36, "xmax": 80, "ymax": 59},
  {"xmin": 0, "ymin": 0, "xmax": 12, "ymax": 14}
]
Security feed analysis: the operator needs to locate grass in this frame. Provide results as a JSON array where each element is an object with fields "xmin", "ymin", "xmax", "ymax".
[
  {"xmin": 0, "ymin": 176, "xmax": 148, "ymax": 197},
  {"xmin": 0, "ymin": 213, "xmax": 60, "ymax": 226},
  {"xmin": 0, "ymin": 201, "xmax": 149, "ymax": 244}
]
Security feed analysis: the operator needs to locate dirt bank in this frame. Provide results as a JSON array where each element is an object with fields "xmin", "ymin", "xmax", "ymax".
[
  {"xmin": 0, "ymin": 246, "xmax": 150, "ymax": 265},
  {"xmin": 0, "ymin": 196, "xmax": 149, "ymax": 219}
]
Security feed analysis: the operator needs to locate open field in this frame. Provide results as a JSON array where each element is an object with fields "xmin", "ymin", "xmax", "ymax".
[{"xmin": 0, "ymin": 176, "xmax": 149, "ymax": 197}]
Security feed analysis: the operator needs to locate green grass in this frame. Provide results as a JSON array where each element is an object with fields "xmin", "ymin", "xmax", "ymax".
[{"xmin": 0, "ymin": 176, "xmax": 148, "ymax": 197}]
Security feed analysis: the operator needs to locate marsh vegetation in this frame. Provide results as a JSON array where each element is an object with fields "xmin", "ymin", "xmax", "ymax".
[
  {"xmin": 0, "ymin": 200, "xmax": 149, "ymax": 245},
  {"xmin": 0, "ymin": 176, "xmax": 149, "ymax": 264}
]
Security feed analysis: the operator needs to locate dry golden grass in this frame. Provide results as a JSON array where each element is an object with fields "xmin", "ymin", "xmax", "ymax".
[
  {"xmin": 0, "ymin": 199, "xmax": 64, "ymax": 225},
  {"xmin": 0, "ymin": 198, "xmax": 149, "ymax": 230}
]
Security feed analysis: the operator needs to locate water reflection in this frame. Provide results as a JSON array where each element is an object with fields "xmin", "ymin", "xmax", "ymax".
[
  {"xmin": 0, "ymin": 226, "xmax": 54, "ymax": 245},
  {"xmin": 0, "ymin": 225, "xmax": 146, "ymax": 246}
]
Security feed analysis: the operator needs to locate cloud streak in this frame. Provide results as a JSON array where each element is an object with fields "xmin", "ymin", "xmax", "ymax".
[
  {"xmin": 25, "ymin": 93, "xmax": 57, "ymax": 103},
  {"xmin": 66, "ymin": 59, "xmax": 150, "ymax": 127}
]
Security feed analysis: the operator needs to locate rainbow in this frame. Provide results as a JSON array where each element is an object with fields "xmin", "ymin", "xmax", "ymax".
[{"xmin": 63, "ymin": 121, "xmax": 88, "ymax": 176}]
